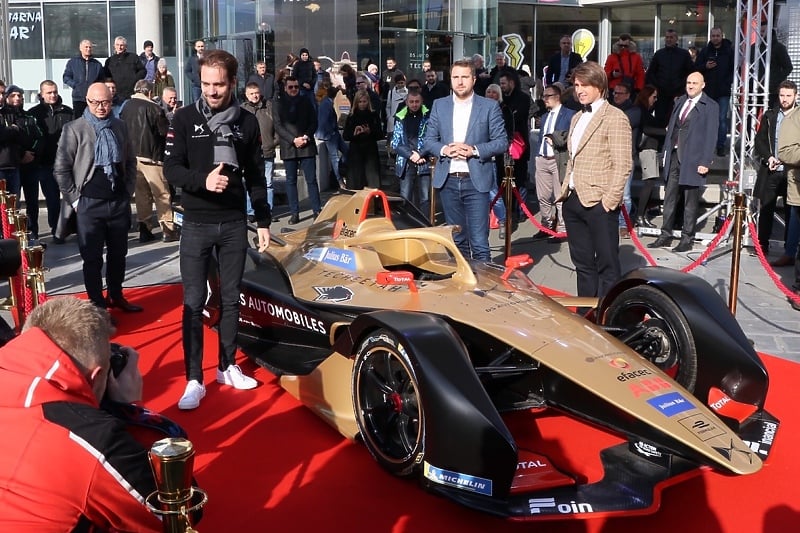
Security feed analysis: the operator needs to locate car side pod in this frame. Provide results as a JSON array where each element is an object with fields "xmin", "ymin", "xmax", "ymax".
[{"xmin": 338, "ymin": 310, "xmax": 519, "ymax": 503}]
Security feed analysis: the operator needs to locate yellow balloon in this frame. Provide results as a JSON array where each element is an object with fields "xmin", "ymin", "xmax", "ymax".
[{"xmin": 572, "ymin": 29, "xmax": 596, "ymax": 60}]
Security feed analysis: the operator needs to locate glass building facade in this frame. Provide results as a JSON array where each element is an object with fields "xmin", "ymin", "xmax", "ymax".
[{"xmin": 3, "ymin": 0, "xmax": 795, "ymax": 106}]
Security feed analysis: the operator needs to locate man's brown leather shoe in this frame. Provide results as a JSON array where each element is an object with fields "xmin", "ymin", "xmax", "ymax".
[
  {"xmin": 769, "ymin": 255, "xmax": 795, "ymax": 267},
  {"xmin": 107, "ymin": 297, "xmax": 143, "ymax": 313}
]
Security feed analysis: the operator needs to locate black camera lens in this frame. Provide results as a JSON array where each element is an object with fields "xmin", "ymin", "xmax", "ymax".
[{"xmin": 109, "ymin": 343, "xmax": 128, "ymax": 378}]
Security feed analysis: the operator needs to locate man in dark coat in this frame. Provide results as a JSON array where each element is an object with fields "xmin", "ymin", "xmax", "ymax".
[
  {"xmin": 274, "ymin": 76, "xmax": 321, "ymax": 224},
  {"xmin": 754, "ymin": 22, "xmax": 794, "ymax": 109},
  {"xmin": 649, "ymin": 72, "xmax": 718, "ymax": 253},
  {"xmin": 546, "ymin": 35, "xmax": 583, "ymax": 86},
  {"xmin": 695, "ymin": 27, "xmax": 735, "ymax": 156},
  {"xmin": 646, "ymin": 28, "xmax": 696, "ymax": 127},
  {"xmin": 104, "ymin": 36, "xmax": 146, "ymax": 100},
  {"xmin": 62, "ymin": 39, "xmax": 105, "ymax": 118},
  {"xmin": 247, "ymin": 61, "xmax": 276, "ymax": 101}
]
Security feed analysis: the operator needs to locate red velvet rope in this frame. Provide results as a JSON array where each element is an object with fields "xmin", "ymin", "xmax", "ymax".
[{"xmin": 747, "ymin": 218, "xmax": 800, "ymax": 304}]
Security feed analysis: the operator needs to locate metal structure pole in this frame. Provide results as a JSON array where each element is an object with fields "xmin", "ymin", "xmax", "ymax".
[
  {"xmin": 0, "ymin": 0, "xmax": 12, "ymax": 84},
  {"xmin": 503, "ymin": 156, "xmax": 514, "ymax": 259}
]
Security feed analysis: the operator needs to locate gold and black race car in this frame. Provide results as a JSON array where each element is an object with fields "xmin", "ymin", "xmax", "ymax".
[{"xmin": 203, "ymin": 188, "xmax": 778, "ymax": 520}]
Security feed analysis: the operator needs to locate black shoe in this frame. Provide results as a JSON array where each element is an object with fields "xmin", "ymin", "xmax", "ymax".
[
  {"xmin": 107, "ymin": 296, "xmax": 143, "ymax": 313},
  {"xmin": 648, "ymin": 236, "xmax": 672, "ymax": 248},
  {"xmin": 288, "ymin": 214, "xmax": 300, "ymax": 225},
  {"xmin": 138, "ymin": 223, "xmax": 156, "ymax": 243},
  {"xmin": 532, "ymin": 230, "xmax": 550, "ymax": 240},
  {"xmin": 52, "ymin": 235, "xmax": 65, "ymax": 244},
  {"xmin": 636, "ymin": 216, "xmax": 655, "ymax": 229},
  {"xmin": 672, "ymin": 238, "xmax": 693, "ymax": 253},
  {"xmin": 162, "ymin": 227, "xmax": 180, "ymax": 243},
  {"xmin": 271, "ymin": 216, "xmax": 281, "ymax": 223}
]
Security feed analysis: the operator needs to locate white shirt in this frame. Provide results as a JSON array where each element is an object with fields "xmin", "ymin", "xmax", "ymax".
[
  {"xmin": 449, "ymin": 93, "xmax": 474, "ymax": 173},
  {"xmin": 540, "ymin": 104, "xmax": 562, "ymax": 156}
]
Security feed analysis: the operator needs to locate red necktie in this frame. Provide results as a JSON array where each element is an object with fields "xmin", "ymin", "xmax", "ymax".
[{"xmin": 680, "ymin": 102, "xmax": 692, "ymax": 123}]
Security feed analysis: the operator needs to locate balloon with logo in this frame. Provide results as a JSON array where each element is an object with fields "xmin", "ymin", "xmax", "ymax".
[{"xmin": 571, "ymin": 29, "xmax": 596, "ymax": 60}]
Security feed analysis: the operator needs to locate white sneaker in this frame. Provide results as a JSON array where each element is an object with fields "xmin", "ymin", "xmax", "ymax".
[
  {"xmin": 178, "ymin": 380, "xmax": 206, "ymax": 410},
  {"xmin": 216, "ymin": 365, "xmax": 257, "ymax": 390}
]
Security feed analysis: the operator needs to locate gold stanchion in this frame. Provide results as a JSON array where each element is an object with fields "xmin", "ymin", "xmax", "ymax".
[
  {"xmin": 728, "ymin": 192, "xmax": 746, "ymax": 315},
  {"xmin": 503, "ymin": 154, "xmax": 514, "ymax": 259},
  {"xmin": 428, "ymin": 156, "xmax": 437, "ymax": 224},
  {"xmin": 147, "ymin": 438, "xmax": 208, "ymax": 533}
]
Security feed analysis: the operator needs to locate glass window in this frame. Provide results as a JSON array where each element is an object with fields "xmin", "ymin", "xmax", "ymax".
[
  {"xmin": 43, "ymin": 2, "xmax": 108, "ymax": 59},
  {"xmin": 162, "ymin": 0, "xmax": 177, "ymax": 57},
  {"xmin": 609, "ymin": 4, "xmax": 656, "ymax": 68},
  {"xmin": 8, "ymin": 4, "xmax": 43, "ymax": 60},
  {"xmin": 533, "ymin": 5, "xmax": 601, "ymax": 77},
  {"xmin": 658, "ymin": 2, "xmax": 710, "ymax": 54},
  {"xmin": 110, "ymin": 2, "xmax": 136, "ymax": 52}
]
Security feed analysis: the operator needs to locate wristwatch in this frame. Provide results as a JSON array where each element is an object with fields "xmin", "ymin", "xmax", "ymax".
[{"xmin": 472, "ymin": 146, "xmax": 479, "ymax": 157}]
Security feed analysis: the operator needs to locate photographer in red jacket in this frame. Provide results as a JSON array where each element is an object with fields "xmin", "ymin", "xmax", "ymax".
[{"xmin": 0, "ymin": 297, "xmax": 163, "ymax": 532}]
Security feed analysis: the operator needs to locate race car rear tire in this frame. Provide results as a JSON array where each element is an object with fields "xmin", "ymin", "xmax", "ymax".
[
  {"xmin": 604, "ymin": 285, "xmax": 698, "ymax": 392},
  {"xmin": 352, "ymin": 329, "xmax": 425, "ymax": 477}
]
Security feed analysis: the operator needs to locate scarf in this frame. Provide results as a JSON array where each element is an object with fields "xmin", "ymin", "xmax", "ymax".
[
  {"xmin": 82, "ymin": 107, "xmax": 121, "ymax": 189},
  {"xmin": 197, "ymin": 97, "xmax": 241, "ymax": 169}
]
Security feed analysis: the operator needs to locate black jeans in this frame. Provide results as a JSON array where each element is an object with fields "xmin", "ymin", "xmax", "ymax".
[
  {"xmin": 179, "ymin": 219, "xmax": 248, "ymax": 383},
  {"xmin": 76, "ymin": 196, "xmax": 131, "ymax": 306},
  {"xmin": 660, "ymin": 151, "xmax": 701, "ymax": 240},
  {"xmin": 563, "ymin": 192, "xmax": 621, "ymax": 298},
  {"xmin": 757, "ymin": 169, "xmax": 788, "ymax": 250}
]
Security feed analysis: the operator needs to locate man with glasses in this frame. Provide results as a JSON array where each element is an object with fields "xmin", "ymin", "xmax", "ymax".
[
  {"xmin": 604, "ymin": 33, "xmax": 645, "ymax": 96},
  {"xmin": 546, "ymin": 35, "xmax": 582, "ymax": 86},
  {"xmin": 54, "ymin": 82, "xmax": 142, "ymax": 315},
  {"xmin": 610, "ymin": 82, "xmax": 639, "ymax": 238},
  {"xmin": 274, "ymin": 76, "xmax": 321, "ymax": 225},
  {"xmin": 533, "ymin": 84, "xmax": 574, "ymax": 240},
  {"xmin": 356, "ymin": 75, "xmax": 381, "ymax": 111}
]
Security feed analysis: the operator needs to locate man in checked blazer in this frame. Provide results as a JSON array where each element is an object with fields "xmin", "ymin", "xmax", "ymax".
[
  {"xmin": 423, "ymin": 58, "xmax": 509, "ymax": 261},
  {"xmin": 557, "ymin": 61, "xmax": 632, "ymax": 298}
]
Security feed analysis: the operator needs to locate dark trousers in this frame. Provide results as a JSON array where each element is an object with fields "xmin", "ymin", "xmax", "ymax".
[
  {"xmin": 73, "ymin": 100, "xmax": 87, "ymax": 119},
  {"xmin": 76, "ymin": 196, "xmax": 130, "ymax": 307},
  {"xmin": 661, "ymin": 151, "xmax": 701, "ymax": 240},
  {"xmin": 563, "ymin": 192, "xmax": 621, "ymax": 298},
  {"xmin": 179, "ymin": 219, "xmax": 248, "ymax": 383},
  {"xmin": 757, "ymin": 170, "xmax": 788, "ymax": 250},
  {"xmin": 20, "ymin": 165, "xmax": 60, "ymax": 239}
]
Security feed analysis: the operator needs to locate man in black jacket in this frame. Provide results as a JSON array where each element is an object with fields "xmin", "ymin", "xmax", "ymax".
[
  {"xmin": 104, "ymin": 36, "xmax": 146, "ymax": 100},
  {"xmin": 164, "ymin": 49, "xmax": 270, "ymax": 411},
  {"xmin": 646, "ymin": 28, "xmax": 696, "ymax": 127},
  {"xmin": 695, "ymin": 27, "xmax": 735, "ymax": 156},
  {"xmin": 62, "ymin": 39, "xmax": 105, "ymax": 118},
  {"xmin": 29, "ymin": 80, "xmax": 73, "ymax": 242},
  {"xmin": 545, "ymin": 35, "xmax": 583, "ymax": 86},
  {"xmin": 754, "ymin": 80, "xmax": 797, "ymax": 263},
  {"xmin": 247, "ymin": 61, "xmax": 276, "ymax": 101},
  {"xmin": 274, "ymin": 75, "xmax": 320, "ymax": 224},
  {"xmin": 120, "ymin": 80, "xmax": 177, "ymax": 243}
]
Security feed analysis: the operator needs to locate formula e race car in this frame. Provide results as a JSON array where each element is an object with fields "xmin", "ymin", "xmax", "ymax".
[{"xmin": 203, "ymin": 189, "xmax": 779, "ymax": 520}]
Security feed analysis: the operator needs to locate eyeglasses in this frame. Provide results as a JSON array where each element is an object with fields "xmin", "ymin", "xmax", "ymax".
[
  {"xmin": 286, "ymin": 84, "xmax": 299, "ymax": 90},
  {"xmin": 542, "ymin": 93, "xmax": 558, "ymax": 99},
  {"xmin": 87, "ymin": 99, "xmax": 112, "ymax": 107}
]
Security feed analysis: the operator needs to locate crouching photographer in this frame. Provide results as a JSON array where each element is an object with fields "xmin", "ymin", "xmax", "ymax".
[{"xmin": 0, "ymin": 297, "xmax": 197, "ymax": 532}]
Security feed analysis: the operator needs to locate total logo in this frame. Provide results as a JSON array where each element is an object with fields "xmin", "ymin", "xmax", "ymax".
[
  {"xmin": 517, "ymin": 459, "xmax": 547, "ymax": 470},
  {"xmin": 529, "ymin": 497, "xmax": 594, "ymax": 515}
]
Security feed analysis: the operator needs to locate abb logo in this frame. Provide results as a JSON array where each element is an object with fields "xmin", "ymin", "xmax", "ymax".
[{"xmin": 629, "ymin": 377, "xmax": 672, "ymax": 398}]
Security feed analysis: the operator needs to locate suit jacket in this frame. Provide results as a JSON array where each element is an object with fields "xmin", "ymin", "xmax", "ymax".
[
  {"xmin": 753, "ymin": 107, "xmax": 788, "ymax": 201},
  {"xmin": 422, "ymin": 94, "xmax": 509, "ymax": 193},
  {"xmin": 545, "ymin": 52, "xmax": 582, "ymax": 86},
  {"xmin": 558, "ymin": 101, "xmax": 632, "ymax": 211},
  {"xmin": 662, "ymin": 93, "xmax": 718, "ymax": 187},
  {"xmin": 535, "ymin": 105, "xmax": 575, "ymax": 156},
  {"xmin": 777, "ymin": 107, "xmax": 800, "ymax": 206}
]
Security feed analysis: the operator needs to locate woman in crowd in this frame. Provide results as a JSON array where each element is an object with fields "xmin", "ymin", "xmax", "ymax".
[
  {"xmin": 634, "ymin": 85, "xmax": 664, "ymax": 228},
  {"xmin": 342, "ymin": 89, "xmax": 383, "ymax": 189},
  {"xmin": 484, "ymin": 83, "xmax": 514, "ymax": 238},
  {"xmin": 153, "ymin": 59, "xmax": 174, "ymax": 99},
  {"xmin": 339, "ymin": 63, "xmax": 357, "ymax": 103}
]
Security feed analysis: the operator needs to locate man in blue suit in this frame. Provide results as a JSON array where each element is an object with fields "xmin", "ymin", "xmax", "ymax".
[
  {"xmin": 533, "ymin": 83, "xmax": 576, "ymax": 239},
  {"xmin": 423, "ymin": 59, "xmax": 509, "ymax": 261},
  {"xmin": 649, "ymin": 71, "xmax": 718, "ymax": 253}
]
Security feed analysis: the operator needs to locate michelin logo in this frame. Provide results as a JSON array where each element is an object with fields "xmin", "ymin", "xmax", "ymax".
[{"xmin": 423, "ymin": 462, "xmax": 492, "ymax": 496}]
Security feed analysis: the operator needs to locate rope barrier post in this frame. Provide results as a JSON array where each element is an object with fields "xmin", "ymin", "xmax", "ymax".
[
  {"xmin": 428, "ymin": 156, "xmax": 437, "ymax": 225},
  {"xmin": 728, "ymin": 192, "xmax": 746, "ymax": 314},
  {"xmin": 503, "ymin": 154, "xmax": 514, "ymax": 258}
]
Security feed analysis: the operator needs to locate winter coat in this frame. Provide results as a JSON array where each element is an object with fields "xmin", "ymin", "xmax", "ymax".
[
  {"xmin": 28, "ymin": 97, "xmax": 74, "ymax": 166},
  {"xmin": 104, "ymin": 51, "xmax": 146, "ymax": 100},
  {"xmin": 391, "ymin": 104, "xmax": 430, "ymax": 178},
  {"xmin": 274, "ymin": 94, "xmax": 318, "ymax": 160},
  {"xmin": 120, "ymin": 93, "xmax": 170, "ymax": 163},
  {"xmin": 695, "ymin": 39, "xmax": 735, "ymax": 98},
  {"xmin": 62, "ymin": 55, "xmax": 105, "ymax": 103},
  {"xmin": 241, "ymin": 97, "xmax": 278, "ymax": 158}
]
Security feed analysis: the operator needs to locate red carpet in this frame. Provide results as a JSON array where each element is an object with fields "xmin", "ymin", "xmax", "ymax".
[{"xmin": 107, "ymin": 285, "xmax": 799, "ymax": 532}]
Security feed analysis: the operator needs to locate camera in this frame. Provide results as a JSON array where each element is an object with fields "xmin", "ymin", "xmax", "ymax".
[{"xmin": 109, "ymin": 343, "xmax": 128, "ymax": 378}]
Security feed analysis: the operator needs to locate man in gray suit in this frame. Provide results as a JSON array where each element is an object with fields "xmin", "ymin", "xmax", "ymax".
[
  {"xmin": 54, "ymin": 82, "xmax": 141, "ymax": 313},
  {"xmin": 423, "ymin": 58, "xmax": 508, "ymax": 261}
]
